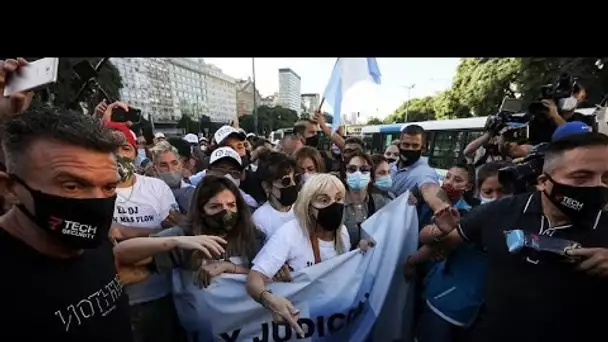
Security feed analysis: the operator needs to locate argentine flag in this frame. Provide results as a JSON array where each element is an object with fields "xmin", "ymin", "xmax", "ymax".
[{"xmin": 322, "ymin": 58, "xmax": 382, "ymax": 131}]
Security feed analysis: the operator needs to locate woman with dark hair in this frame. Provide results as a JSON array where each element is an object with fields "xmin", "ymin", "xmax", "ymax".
[
  {"xmin": 342, "ymin": 150, "xmax": 392, "ymax": 250},
  {"xmin": 114, "ymin": 175, "xmax": 263, "ymax": 287}
]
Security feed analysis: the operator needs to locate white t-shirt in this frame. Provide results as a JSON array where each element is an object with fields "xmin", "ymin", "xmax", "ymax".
[
  {"xmin": 113, "ymin": 174, "xmax": 177, "ymax": 228},
  {"xmin": 251, "ymin": 219, "xmax": 350, "ymax": 278},
  {"xmin": 252, "ymin": 202, "xmax": 296, "ymax": 239}
]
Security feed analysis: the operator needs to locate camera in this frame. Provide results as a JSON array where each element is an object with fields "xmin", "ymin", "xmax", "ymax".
[
  {"xmin": 528, "ymin": 73, "xmax": 578, "ymax": 117},
  {"xmin": 498, "ymin": 142, "xmax": 549, "ymax": 194},
  {"xmin": 485, "ymin": 97, "xmax": 531, "ymax": 143}
]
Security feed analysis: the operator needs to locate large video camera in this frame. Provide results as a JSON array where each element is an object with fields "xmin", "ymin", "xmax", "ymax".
[
  {"xmin": 528, "ymin": 73, "xmax": 578, "ymax": 117},
  {"xmin": 498, "ymin": 142, "xmax": 549, "ymax": 194}
]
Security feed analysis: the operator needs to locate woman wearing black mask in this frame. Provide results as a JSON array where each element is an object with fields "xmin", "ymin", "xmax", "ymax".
[
  {"xmin": 252, "ymin": 152, "xmax": 299, "ymax": 239},
  {"xmin": 115, "ymin": 176, "xmax": 263, "ymax": 288},
  {"xmin": 246, "ymin": 173, "xmax": 374, "ymax": 334}
]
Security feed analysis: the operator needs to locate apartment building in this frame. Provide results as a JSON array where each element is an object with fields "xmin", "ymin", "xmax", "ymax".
[
  {"xmin": 278, "ymin": 68, "xmax": 301, "ymax": 112},
  {"xmin": 301, "ymin": 93, "xmax": 320, "ymax": 114},
  {"xmin": 111, "ymin": 58, "xmax": 237, "ymax": 124},
  {"xmin": 236, "ymin": 77, "xmax": 262, "ymax": 116}
]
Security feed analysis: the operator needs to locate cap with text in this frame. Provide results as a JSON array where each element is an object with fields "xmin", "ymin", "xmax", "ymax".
[
  {"xmin": 214, "ymin": 125, "xmax": 246, "ymax": 145},
  {"xmin": 209, "ymin": 147, "xmax": 243, "ymax": 169}
]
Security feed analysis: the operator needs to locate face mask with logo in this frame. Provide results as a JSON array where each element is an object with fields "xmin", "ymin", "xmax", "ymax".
[
  {"xmin": 558, "ymin": 96, "xmax": 579, "ymax": 112},
  {"xmin": 314, "ymin": 202, "xmax": 345, "ymax": 232},
  {"xmin": 158, "ymin": 171, "xmax": 183, "ymax": 189},
  {"xmin": 399, "ymin": 149, "xmax": 422, "ymax": 167},
  {"xmin": 346, "ymin": 171, "xmax": 371, "ymax": 191},
  {"xmin": 225, "ymin": 173, "xmax": 241, "ymax": 187},
  {"xmin": 205, "ymin": 210, "xmax": 238, "ymax": 232},
  {"xmin": 305, "ymin": 135, "xmax": 319, "ymax": 147},
  {"xmin": 480, "ymin": 195, "xmax": 496, "ymax": 204},
  {"xmin": 11, "ymin": 175, "xmax": 116, "ymax": 249},
  {"xmin": 544, "ymin": 174, "xmax": 608, "ymax": 227},
  {"xmin": 375, "ymin": 175, "xmax": 392, "ymax": 190},
  {"xmin": 442, "ymin": 183, "xmax": 464, "ymax": 200},
  {"xmin": 116, "ymin": 155, "xmax": 135, "ymax": 182},
  {"xmin": 275, "ymin": 185, "xmax": 299, "ymax": 206}
]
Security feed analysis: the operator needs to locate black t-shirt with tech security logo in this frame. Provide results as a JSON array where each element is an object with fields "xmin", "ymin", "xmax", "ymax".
[
  {"xmin": 457, "ymin": 192, "xmax": 608, "ymax": 342},
  {"xmin": 0, "ymin": 228, "xmax": 133, "ymax": 342}
]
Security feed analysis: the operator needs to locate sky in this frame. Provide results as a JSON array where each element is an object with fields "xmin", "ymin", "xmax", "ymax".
[{"xmin": 203, "ymin": 58, "xmax": 462, "ymax": 121}]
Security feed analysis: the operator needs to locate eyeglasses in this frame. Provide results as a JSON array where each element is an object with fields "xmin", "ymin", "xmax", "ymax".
[{"xmin": 346, "ymin": 165, "xmax": 372, "ymax": 173}]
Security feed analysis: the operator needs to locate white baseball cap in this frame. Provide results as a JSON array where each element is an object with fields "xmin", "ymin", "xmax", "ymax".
[
  {"xmin": 154, "ymin": 132, "xmax": 166, "ymax": 139},
  {"xmin": 209, "ymin": 147, "xmax": 243, "ymax": 169},
  {"xmin": 183, "ymin": 133, "xmax": 198, "ymax": 144},
  {"xmin": 214, "ymin": 125, "xmax": 246, "ymax": 145}
]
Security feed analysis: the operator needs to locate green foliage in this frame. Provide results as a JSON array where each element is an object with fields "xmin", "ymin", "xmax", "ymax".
[
  {"xmin": 366, "ymin": 117, "xmax": 383, "ymax": 125},
  {"xmin": 28, "ymin": 58, "xmax": 123, "ymax": 114},
  {"xmin": 386, "ymin": 57, "xmax": 608, "ymax": 123},
  {"xmin": 239, "ymin": 105, "xmax": 299, "ymax": 136}
]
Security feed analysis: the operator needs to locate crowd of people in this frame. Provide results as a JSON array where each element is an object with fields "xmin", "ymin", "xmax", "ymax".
[{"xmin": 0, "ymin": 57, "xmax": 607, "ymax": 342}]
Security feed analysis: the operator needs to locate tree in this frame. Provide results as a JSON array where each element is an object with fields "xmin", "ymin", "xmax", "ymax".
[
  {"xmin": 366, "ymin": 117, "xmax": 383, "ymax": 125},
  {"xmin": 385, "ymin": 96, "xmax": 438, "ymax": 123},
  {"xmin": 239, "ymin": 105, "xmax": 299, "ymax": 136},
  {"xmin": 386, "ymin": 57, "xmax": 608, "ymax": 123},
  {"xmin": 28, "ymin": 58, "xmax": 123, "ymax": 114}
]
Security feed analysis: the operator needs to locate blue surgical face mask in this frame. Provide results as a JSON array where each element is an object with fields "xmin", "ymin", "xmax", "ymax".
[
  {"xmin": 346, "ymin": 171, "xmax": 371, "ymax": 191},
  {"xmin": 137, "ymin": 148, "xmax": 146, "ymax": 158},
  {"xmin": 375, "ymin": 175, "xmax": 392, "ymax": 190}
]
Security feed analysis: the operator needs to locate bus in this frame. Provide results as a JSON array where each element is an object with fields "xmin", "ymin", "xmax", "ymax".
[{"xmin": 360, "ymin": 107, "xmax": 599, "ymax": 178}]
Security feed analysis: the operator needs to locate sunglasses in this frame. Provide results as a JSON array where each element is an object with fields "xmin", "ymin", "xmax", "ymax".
[
  {"xmin": 274, "ymin": 174, "xmax": 301, "ymax": 187},
  {"xmin": 346, "ymin": 165, "xmax": 372, "ymax": 173}
]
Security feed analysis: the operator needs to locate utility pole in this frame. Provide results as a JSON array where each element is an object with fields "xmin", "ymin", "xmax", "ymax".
[
  {"xmin": 401, "ymin": 84, "xmax": 416, "ymax": 122},
  {"xmin": 252, "ymin": 57, "xmax": 258, "ymax": 135}
]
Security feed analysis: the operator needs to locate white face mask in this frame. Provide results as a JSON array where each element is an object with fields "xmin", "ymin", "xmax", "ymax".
[
  {"xmin": 480, "ymin": 196, "xmax": 496, "ymax": 204},
  {"xmin": 558, "ymin": 96, "xmax": 578, "ymax": 112},
  {"xmin": 249, "ymin": 164, "xmax": 258, "ymax": 172},
  {"xmin": 301, "ymin": 172, "xmax": 314, "ymax": 185},
  {"xmin": 200, "ymin": 145, "xmax": 207, "ymax": 152},
  {"xmin": 225, "ymin": 173, "xmax": 240, "ymax": 187}
]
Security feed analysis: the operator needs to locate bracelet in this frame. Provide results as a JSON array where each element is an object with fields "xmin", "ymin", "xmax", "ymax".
[{"xmin": 258, "ymin": 289, "xmax": 272, "ymax": 307}]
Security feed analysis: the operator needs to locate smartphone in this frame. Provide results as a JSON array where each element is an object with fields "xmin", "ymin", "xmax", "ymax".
[
  {"xmin": 112, "ymin": 106, "xmax": 142, "ymax": 124},
  {"xmin": 3, "ymin": 58, "xmax": 59, "ymax": 96}
]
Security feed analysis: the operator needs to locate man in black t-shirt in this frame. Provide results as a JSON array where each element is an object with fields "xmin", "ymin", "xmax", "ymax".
[
  {"xmin": 0, "ymin": 60, "xmax": 132, "ymax": 342},
  {"xmin": 425, "ymin": 132, "xmax": 608, "ymax": 342}
]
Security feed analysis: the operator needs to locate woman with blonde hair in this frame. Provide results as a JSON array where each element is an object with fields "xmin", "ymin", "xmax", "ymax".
[{"xmin": 246, "ymin": 173, "xmax": 374, "ymax": 335}]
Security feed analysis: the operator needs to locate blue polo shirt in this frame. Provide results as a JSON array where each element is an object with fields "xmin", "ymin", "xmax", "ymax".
[{"xmin": 390, "ymin": 157, "xmax": 440, "ymax": 197}]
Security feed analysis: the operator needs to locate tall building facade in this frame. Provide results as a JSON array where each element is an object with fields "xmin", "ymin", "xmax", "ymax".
[
  {"xmin": 236, "ymin": 77, "xmax": 262, "ymax": 116},
  {"xmin": 111, "ymin": 58, "xmax": 237, "ymax": 124},
  {"xmin": 301, "ymin": 93, "xmax": 320, "ymax": 114},
  {"xmin": 278, "ymin": 68, "xmax": 301, "ymax": 113},
  {"xmin": 203, "ymin": 64, "xmax": 237, "ymax": 124}
]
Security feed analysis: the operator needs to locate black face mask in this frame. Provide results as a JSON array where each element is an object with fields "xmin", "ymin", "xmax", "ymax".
[
  {"xmin": 544, "ymin": 174, "xmax": 608, "ymax": 228},
  {"xmin": 305, "ymin": 135, "xmax": 319, "ymax": 148},
  {"xmin": 11, "ymin": 175, "xmax": 116, "ymax": 249},
  {"xmin": 399, "ymin": 149, "xmax": 422, "ymax": 167},
  {"xmin": 205, "ymin": 210, "xmax": 239, "ymax": 232},
  {"xmin": 386, "ymin": 157, "xmax": 398, "ymax": 164},
  {"xmin": 275, "ymin": 185, "xmax": 299, "ymax": 206},
  {"xmin": 314, "ymin": 202, "xmax": 345, "ymax": 232}
]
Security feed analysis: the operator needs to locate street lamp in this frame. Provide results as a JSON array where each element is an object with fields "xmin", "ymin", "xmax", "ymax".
[{"xmin": 401, "ymin": 84, "xmax": 416, "ymax": 122}]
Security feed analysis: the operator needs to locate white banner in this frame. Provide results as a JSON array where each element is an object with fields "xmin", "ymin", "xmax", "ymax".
[{"xmin": 172, "ymin": 192, "xmax": 419, "ymax": 342}]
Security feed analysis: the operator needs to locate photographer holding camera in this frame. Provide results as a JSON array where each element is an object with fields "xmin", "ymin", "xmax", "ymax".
[
  {"xmin": 528, "ymin": 77, "xmax": 595, "ymax": 144},
  {"xmin": 421, "ymin": 131, "xmax": 608, "ymax": 342}
]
